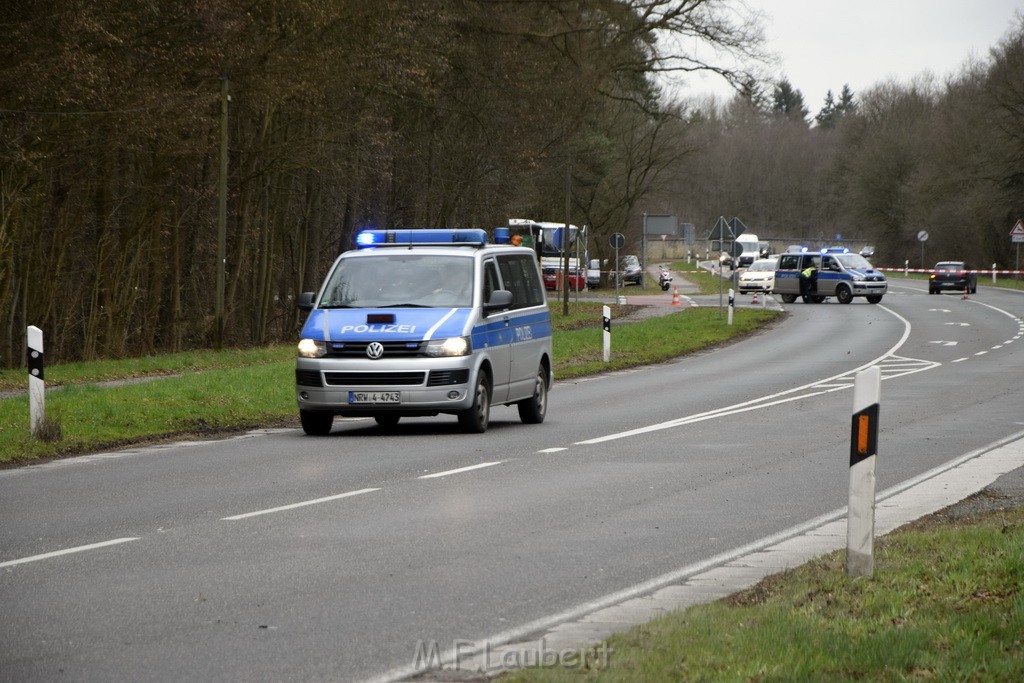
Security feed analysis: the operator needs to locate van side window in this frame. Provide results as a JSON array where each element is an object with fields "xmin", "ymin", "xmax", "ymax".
[
  {"xmin": 496, "ymin": 254, "xmax": 544, "ymax": 308},
  {"xmin": 483, "ymin": 260, "xmax": 500, "ymax": 303},
  {"xmin": 778, "ymin": 254, "xmax": 799, "ymax": 270},
  {"xmin": 823, "ymin": 256, "xmax": 839, "ymax": 271}
]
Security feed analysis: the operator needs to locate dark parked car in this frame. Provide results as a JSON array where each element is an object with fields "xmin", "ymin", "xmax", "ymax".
[
  {"xmin": 929, "ymin": 261, "xmax": 977, "ymax": 294},
  {"xmin": 618, "ymin": 255, "xmax": 642, "ymax": 285}
]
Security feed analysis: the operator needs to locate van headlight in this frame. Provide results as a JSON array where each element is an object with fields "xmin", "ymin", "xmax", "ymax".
[
  {"xmin": 850, "ymin": 272, "xmax": 865, "ymax": 281},
  {"xmin": 425, "ymin": 336, "xmax": 470, "ymax": 357},
  {"xmin": 298, "ymin": 338, "xmax": 327, "ymax": 358}
]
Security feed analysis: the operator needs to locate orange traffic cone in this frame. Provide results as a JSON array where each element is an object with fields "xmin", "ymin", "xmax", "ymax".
[
  {"xmin": 751, "ymin": 290, "xmax": 759, "ymax": 305},
  {"xmin": 671, "ymin": 286, "xmax": 681, "ymax": 306}
]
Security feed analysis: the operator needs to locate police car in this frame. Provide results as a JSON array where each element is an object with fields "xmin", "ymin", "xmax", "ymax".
[
  {"xmin": 773, "ymin": 247, "xmax": 887, "ymax": 304},
  {"xmin": 295, "ymin": 228, "xmax": 553, "ymax": 435}
]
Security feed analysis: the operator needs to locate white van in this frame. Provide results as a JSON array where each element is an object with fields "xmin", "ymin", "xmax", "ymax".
[
  {"xmin": 295, "ymin": 228, "xmax": 553, "ymax": 435},
  {"xmin": 735, "ymin": 234, "xmax": 761, "ymax": 268}
]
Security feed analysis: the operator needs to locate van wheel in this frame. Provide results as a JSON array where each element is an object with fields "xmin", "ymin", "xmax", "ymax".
[
  {"xmin": 866, "ymin": 295, "xmax": 883, "ymax": 304},
  {"xmin": 781, "ymin": 294, "xmax": 796, "ymax": 304},
  {"xmin": 836, "ymin": 285, "xmax": 853, "ymax": 304},
  {"xmin": 458, "ymin": 373, "xmax": 491, "ymax": 433},
  {"xmin": 517, "ymin": 366, "xmax": 548, "ymax": 424},
  {"xmin": 300, "ymin": 410, "xmax": 334, "ymax": 436},
  {"xmin": 374, "ymin": 414, "xmax": 400, "ymax": 428}
]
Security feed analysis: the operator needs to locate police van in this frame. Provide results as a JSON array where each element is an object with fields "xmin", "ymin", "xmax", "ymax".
[
  {"xmin": 773, "ymin": 247, "xmax": 887, "ymax": 304},
  {"xmin": 295, "ymin": 228, "xmax": 553, "ymax": 435}
]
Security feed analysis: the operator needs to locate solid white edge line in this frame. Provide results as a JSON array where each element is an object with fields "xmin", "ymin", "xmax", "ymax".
[
  {"xmin": 222, "ymin": 488, "xmax": 380, "ymax": 521},
  {"xmin": 418, "ymin": 462, "xmax": 502, "ymax": 479},
  {"xmin": 0, "ymin": 537, "xmax": 139, "ymax": 569},
  {"xmin": 365, "ymin": 429, "xmax": 1024, "ymax": 683}
]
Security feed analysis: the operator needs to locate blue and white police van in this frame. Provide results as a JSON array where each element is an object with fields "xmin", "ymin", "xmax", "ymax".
[
  {"xmin": 774, "ymin": 247, "xmax": 887, "ymax": 304},
  {"xmin": 295, "ymin": 228, "xmax": 553, "ymax": 435}
]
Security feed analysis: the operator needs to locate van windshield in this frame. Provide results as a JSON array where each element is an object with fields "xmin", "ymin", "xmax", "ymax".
[
  {"xmin": 835, "ymin": 254, "xmax": 874, "ymax": 270},
  {"xmin": 319, "ymin": 254, "xmax": 474, "ymax": 308}
]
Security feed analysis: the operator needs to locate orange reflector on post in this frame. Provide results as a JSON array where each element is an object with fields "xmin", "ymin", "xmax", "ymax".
[
  {"xmin": 849, "ymin": 403, "xmax": 879, "ymax": 467},
  {"xmin": 857, "ymin": 415, "xmax": 870, "ymax": 454}
]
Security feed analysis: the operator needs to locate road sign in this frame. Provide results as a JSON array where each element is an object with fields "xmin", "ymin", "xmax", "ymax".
[
  {"xmin": 610, "ymin": 232, "xmax": 625, "ymax": 248},
  {"xmin": 643, "ymin": 214, "xmax": 677, "ymax": 235},
  {"xmin": 917, "ymin": 230, "xmax": 929, "ymax": 242},
  {"xmin": 728, "ymin": 217, "xmax": 747, "ymax": 238},
  {"xmin": 706, "ymin": 216, "xmax": 731, "ymax": 241},
  {"xmin": 1011, "ymin": 219, "xmax": 1024, "ymax": 243}
]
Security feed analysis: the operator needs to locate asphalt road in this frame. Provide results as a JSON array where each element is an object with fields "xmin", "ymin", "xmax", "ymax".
[{"xmin": 2, "ymin": 280, "xmax": 1023, "ymax": 682}]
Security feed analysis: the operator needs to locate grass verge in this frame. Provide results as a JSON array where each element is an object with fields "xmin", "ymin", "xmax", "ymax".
[
  {"xmin": 502, "ymin": 504, "xmax": 1024, "ymax": 682},
  {"xmin": 0, "ymin": 303, "xmax": 780, "ymax": 464}
]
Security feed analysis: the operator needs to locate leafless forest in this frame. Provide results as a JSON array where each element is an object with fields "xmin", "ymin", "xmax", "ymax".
[{"xmin": 2, "ymin": 1, "xmax": 1022, "ymax": 367}]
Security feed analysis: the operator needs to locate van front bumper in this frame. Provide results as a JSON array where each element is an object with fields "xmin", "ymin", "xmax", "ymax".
[{"xmin": 295, "ymin": 356, "xmax": 476, "ymax": 415}]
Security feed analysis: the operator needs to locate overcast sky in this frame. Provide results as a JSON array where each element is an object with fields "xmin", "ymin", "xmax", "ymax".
[{"xmin": 672, "ymin": 0, "xmax": 1024, "ymax": 112}]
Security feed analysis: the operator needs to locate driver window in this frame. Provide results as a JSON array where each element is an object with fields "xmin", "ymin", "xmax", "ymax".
[{"xmin": 483, "ymin": 260, "xmax": 500, "ymax": 303}]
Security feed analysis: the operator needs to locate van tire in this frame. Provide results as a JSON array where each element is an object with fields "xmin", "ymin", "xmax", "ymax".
[
  {"xmin": 517, "ymin": 366, "xmax": 548, "ymax": 424},
  {"xmin": 374, "ymin": 414, "xmax": 400, "ymax": 428},
  {"xmin": 458, "ymin": 373, "xmax": 491, "ymax": 433},
  {"xmin": 300, "ymin": 410, "xmax": 334, "ymax": 436},
  {"xmin": 867, "ymin": 295, "xmax": 883, "ymax": 304},
  {"xmin": 781, "ymin": 294, "xmax": 796, "ymax": 304},
  {"xmin": 836, "ymin": 285, "xmax": 853, "ymax": 304}
]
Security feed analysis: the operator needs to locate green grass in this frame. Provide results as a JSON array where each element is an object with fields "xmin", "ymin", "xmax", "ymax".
[
  {"xmin": 0, "ymin": 302, "xmax": 780, "ymax": 463},
  {"xmin": 502, "ymin": 505, "xmax": 1024, "ymax": 682}
]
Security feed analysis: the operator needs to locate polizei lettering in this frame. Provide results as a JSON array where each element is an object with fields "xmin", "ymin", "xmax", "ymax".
[{"xmin": 339, "ymin": 324, "xmax": 417, "ymax": 334}]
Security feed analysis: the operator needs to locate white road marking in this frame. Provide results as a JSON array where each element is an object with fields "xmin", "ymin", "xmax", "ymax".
[
  {"xmin": 928, "ymin": 341, "xmax": 958, "ymax": 346},
  {"xmin": 418, "ymin": 462, "xmax": 502, "ymax": 479},
  {"xmin": 537, "ymin": 448, "xmax": 567, "ymax": 453},
  {"xmin": 0, "ymin": 537, "xmax": 139, "ymax": 569},
  {"xmin": 222, "ymin": 488, "xmax": 380, "ymax": 520}
]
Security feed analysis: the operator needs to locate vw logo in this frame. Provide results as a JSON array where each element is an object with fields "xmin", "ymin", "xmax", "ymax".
[{"xmin": 366, "ymin": 342, "xmax": 384, "ymax": 359}]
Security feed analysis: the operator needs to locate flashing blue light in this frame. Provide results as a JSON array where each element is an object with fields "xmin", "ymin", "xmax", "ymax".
[
  {"xmin": 821, "ymin": 247, "xmax": 850, "ymax": 254},
  {"xmin": 493, "ymin": 227, "xmax": 510, "ymax": 244},
  {"xmin": 355, "ymin": 229, "xmax": 488, "ymax": 248}
]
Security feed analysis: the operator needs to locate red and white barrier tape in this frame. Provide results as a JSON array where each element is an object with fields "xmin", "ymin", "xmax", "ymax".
[{"xmin": 878, "ymin": 268, "xmax": 1024, "ymax": 275}]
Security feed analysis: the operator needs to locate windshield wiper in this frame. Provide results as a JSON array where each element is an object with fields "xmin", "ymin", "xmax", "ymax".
[
  {"xmin": 319, "ymin": 304, "xmax": 357, "ymax": 309},
  {"xmin": 381, "ymin": 303, "xmax": 429, "ymax": 308}
]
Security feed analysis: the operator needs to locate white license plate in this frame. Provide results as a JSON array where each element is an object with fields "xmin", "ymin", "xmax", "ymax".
[{"xmin": 348, "ymin": 391, "xmax": 401, "ymax": 404}]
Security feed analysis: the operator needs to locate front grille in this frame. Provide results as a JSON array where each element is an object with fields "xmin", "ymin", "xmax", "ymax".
[
  {"xmin": 427, "ymin": 369, "xmax": 470, "ymax": 387},
  {"xmin": 326, "ymin": 341, "xmax": 424, "ymax": 357},
  {"xmin": 323, "ymin": 372, "xmax": 425, "ymax": 386},
  {"xmin": 296, "ymin": 369, "xmax": 322, "ymax": 387}
]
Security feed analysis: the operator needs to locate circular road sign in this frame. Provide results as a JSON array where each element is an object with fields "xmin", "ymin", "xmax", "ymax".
[
  {"xmin": 917, "ymin": 230, "xmax": 929, "ymax": 242},
  {"xmin": 610, "ymin": 232, "xmax": 626, "ymax": 249}
]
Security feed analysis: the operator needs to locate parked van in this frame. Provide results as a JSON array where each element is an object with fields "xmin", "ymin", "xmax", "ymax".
[
  {"xmin": 773, "ymin": 247, "xmax": 887, "ymax": 304},
  {"xmin": 295, "ymin": 228, "xmax": 553, "ymax": 435}
]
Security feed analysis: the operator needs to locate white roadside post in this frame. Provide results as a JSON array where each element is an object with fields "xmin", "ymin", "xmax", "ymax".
[
  {"xmin": 27, "ymin": 325, "xmax": 45, "ymax": 436},
  {"xmin": 602, "ymin": 305, "xmax": 611, "ymax": 362},
  {"xmin": 727, "ymin": 288, "xmax": 734, "ymax": 325},
  {"xmin": 992, "ymin": 263, "xmax": 997, "ymax": 285},
  {"xmin": 847, "ymin": 365, "xmax": 880, "ymax": 578}
]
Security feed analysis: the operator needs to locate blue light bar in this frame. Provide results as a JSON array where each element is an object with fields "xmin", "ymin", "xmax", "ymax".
[
  {"xmin": 355, "ymin": 229, "xmax": 488, "ymax": 248},
  {"xmin": 820, "ymin": 247, "xmax": 850, "ymax": 254},
  {"xmin": 493, "ymin": 227, "xmax": 510, "ymax": 244}
]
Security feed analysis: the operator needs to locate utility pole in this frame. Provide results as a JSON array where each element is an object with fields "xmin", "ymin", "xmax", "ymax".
[{"xmin": 215, "ymin": 76, "xmax": 229, "ymax": 350}]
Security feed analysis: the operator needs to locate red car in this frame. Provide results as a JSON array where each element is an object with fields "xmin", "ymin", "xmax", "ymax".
[{"xmin": 542, "ymin": 266, "xmax": 586, "ymax": 291}]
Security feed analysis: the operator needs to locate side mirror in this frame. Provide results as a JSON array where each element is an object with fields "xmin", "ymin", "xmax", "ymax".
[
  {"xmin": 297, "ymin": 292, "xmax": 316, "ymax": 311},
  {"xmin": 483, "ymin": 289, "xmax": 514, "ymax": 315}
]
